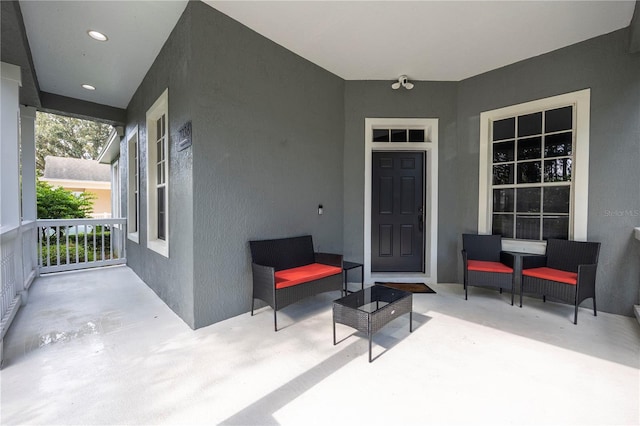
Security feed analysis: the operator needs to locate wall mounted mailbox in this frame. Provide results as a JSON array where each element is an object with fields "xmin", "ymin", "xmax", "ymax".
[{"xmin": 178, "ymin": 121, "xmax": 192, "ymax": 151}]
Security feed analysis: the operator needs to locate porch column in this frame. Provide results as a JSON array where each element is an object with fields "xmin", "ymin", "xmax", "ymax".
[
  {"xmin": 0, "ymin": 62, "xmax": 21, "ymax": 228},
  {"xmin": 20, "ymin": 106, "xmax": 37, "ymax": 221},
  {"xmin": 20, "ymin": 106, "xmax": 39, "ymax": 291},
  {"xmin": 1, "ymin": 62, "xmax": 22, "ymax": 366}
]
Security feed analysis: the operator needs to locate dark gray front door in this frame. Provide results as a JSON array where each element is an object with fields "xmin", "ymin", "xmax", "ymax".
[{"xmin": 371, "ymin": 151, "xmax": 425, "ymax": 272}]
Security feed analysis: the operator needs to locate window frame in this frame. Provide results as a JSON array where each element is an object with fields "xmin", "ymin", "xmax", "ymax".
[
  {"xmin": 478, "ymin": 89, "xmax": 590, "ymax": 254},
  {"xmin": 127, "ymin": 126, "xmax": 139, "ymax": 243},
  {"xmin": 146, "ymin": 89, "xmax": 169, "ymax": 257},
  {"xmin": 112, "ymin": 159, "xmax": 121, "ymax": 220}
]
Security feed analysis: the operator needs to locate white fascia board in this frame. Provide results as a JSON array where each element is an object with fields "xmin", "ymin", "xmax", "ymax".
[
  {"xmin": 40, "ymin": 178, "xmax": 110, "ymax": 190},
  {"xmin": 97, "ymin": 128, "xmax": 121, "ymax": 164}
]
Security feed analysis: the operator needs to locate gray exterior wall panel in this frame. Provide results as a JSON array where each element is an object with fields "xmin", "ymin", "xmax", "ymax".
[
  {"xmin": 124, "ymin": 6, "xmax": 195, "ymax": 328},
  {"xmin": 457, "ymin": 28, "xmax": 640, "ymax": 315},
  {"xmin": 122, "ymin": 2, "xmax": 638, "ymax": 326},
  {"xmin": 189, "ymin": 3, "xmax": 345, "ymax": 328},
  {"xmin": 343, "ymin": 81, "xmax": 459, "ymax": 282}
]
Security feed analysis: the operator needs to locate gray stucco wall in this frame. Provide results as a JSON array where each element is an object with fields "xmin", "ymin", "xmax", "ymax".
[
  {"xmin": 457, "ymin": 27, "xmax": 640, "ymax": 315},
  {"xmin": 189, "ymin": 3, "xmax": 345, "ymax": 328},
  {"xmin": 343, "ymin": 81, "xmax": 459, "ymax": 282},
  {"xmin": 124, "ymin": 1, "xmax": 638, "ymax": 327},
  {"xmin": 124, "ymin": 6, "xmax": 195, "ymax": 327},
  {"xmin": 343, "ymin": 28, "xmax": 639, "ymax": 316}
]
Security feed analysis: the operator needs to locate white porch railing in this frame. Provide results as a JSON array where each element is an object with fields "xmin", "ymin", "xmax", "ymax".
[
  {"xmin": 1, "ymin": 218, "xmax": 125, "ymax": 366},
  {"xmin": 1, "ymin": 221, "xmax": 38, "ymax": 349},
  {"xmin": 37, "ymin": 218, "xmax": 127, "ymax": 274}
]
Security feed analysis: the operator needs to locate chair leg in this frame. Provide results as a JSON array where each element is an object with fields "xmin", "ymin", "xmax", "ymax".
[
  {"xmin": 574, "ymin": 303, "xmax": 578, "ymax": 325},
  {"xmin": 251, "ymin": 298, "xmax": 255, "ymax": 316},
  {"xmin": 543, "ymin": 295, "xmax": 546, "ymax": 303},
  {"xmin": 593, "ymin": 296, "xmax": 597, "ymax": 317},
  {"xmin": 510, "ymin": 287, "xmax": 514, "ymax": 306},
  {"xmin": 273, "ymin": 291, "xmax": 278, "ymax": 331},
  {"xmin": 464, "ymin": 283, "xmax": 468, "ymax": 300}
]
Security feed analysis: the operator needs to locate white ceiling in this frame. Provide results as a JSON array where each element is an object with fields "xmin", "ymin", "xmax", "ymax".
[
  {"xmin": 209, "ymin": 1, "xmax": 635, "ymax": 81},
  {"xmin": 20, "ymin": 0, "xmax": 190, "ymax": 108},
  {"xmin": 19, "ymin": 1, "xmax": 636, "ymax": 109}
]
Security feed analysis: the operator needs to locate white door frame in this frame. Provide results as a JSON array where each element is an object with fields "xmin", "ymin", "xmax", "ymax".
[{"xmin": 364, "ymin": 118, "xmax": 439, "ymax": 284}]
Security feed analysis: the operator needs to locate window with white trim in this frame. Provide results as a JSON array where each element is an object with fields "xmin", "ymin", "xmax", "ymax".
[
  {"xmin": 478, "ymin": 89, "xmax": 590, "ymax": 252},
  {"xmin": 146, "ymin": 90, "xmax": 169, "ymax": 257},
  {"xmin": 127, "ymin": 127, "xmax": 139, "ymax": 243},
  {"xmin": 491, "ymin": 106, "xmax": 574, "ymax": 240}
]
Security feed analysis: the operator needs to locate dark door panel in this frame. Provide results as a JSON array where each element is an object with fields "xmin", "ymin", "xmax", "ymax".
[{"xmin": 372, "ymin": 151, "xmax": 425, "ymax": 272}]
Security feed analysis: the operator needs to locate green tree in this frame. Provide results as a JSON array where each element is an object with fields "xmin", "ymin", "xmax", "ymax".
[
  {"xmin": 36, "ymin": 112, "xmax": 112, "ymax": 172},
  {"xmin": 36, "ymin": 179, "xmax": 95, "ymax": 219}
]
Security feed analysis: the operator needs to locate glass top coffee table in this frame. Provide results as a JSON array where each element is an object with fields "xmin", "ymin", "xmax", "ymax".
[{"xmin": 333, "ymin": 284, "xmax": 413, "ymax": 362}]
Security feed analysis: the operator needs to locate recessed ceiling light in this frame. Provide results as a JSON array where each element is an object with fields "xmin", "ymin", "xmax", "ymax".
[
  {"xmin": 82, "ymin": 84, "xmax": 96, "ymax": 91},
  {"xmin": 87, "ymin": 30, "xmax": 108, "ymax": 41}
]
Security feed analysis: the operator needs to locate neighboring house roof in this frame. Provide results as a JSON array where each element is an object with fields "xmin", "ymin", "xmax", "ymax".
[{"xmin": 43, "ymin": 156, "xmax": 110, "ymax": 183}]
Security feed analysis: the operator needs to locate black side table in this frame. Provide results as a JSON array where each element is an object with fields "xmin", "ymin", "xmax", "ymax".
[
  {"xmin": 505, "ymin": 252, "xmax": 546, "ymax": 307},
  {"xmin": 342, "ymin": 261, "xmax": 364, "ymax": 295}
]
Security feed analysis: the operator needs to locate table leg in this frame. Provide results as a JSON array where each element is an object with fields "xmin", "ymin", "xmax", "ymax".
[
  {"xmin": 515, "ymin": 255, "xmax": 523, "ymax": 308},
  {"xmin": 369, "ymin": 333, "xmax": 372, "ymax": 363},
  {"xmin": 342, "ymin": 269, "xmax": 346, "ymax": 296},
  {"xmin": 409, "ymin": 311, "xmax": 413, "ymax": 332}
]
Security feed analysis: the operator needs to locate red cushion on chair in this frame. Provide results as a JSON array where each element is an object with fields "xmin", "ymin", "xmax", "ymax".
[
  {"xmin": 274, "ymin": 263, "xmax": 342, "ymax": 289},
  {"xmin": 522, "ymin": 267, "xmax": 577, "ymax": 285},
  {"xmin": 467, "ymin": 260, "xmax": 513, "ymax": 273}
]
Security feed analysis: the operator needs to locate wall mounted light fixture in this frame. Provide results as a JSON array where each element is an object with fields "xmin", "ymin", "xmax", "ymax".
[{"xmin": 391, "ymin": 75, "xmax": 414, "ymax": 90}]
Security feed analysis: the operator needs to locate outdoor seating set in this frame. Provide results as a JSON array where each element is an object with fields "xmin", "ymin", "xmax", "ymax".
[
  {"xmin": 461, "ymin": 234, "xmax": 601, "ymax": 324},
  {"xmin": 247, "ymin": 232, "xmax": 599, "ymax": 363},
  {"xmin": 249, "ymin": 235, "xmax": 414, "ymax": 361}
]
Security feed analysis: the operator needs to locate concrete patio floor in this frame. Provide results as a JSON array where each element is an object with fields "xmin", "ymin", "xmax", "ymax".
[{"xmin": 1, "ymin": 265, "xmax": 639, "ymax": 425}]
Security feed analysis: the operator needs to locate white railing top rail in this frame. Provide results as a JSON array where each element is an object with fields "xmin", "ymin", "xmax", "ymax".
[
  {"xmin": 0, "ymin": 224, "xmax": 21, "ymax": 238},
  {"xmin": 36, "ymin": 218, "xmax": 126, "ymax": 226},
  {"xmin": 1, "ymin": 220, "xmax": 37, "ymax": 239}
]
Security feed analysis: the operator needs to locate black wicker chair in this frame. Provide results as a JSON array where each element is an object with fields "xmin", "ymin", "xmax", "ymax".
[
  {"xmin": 461, "ymin": 234, "xmax": 515, "ymax": 305},
  {"xmin": 521, "ymin": 239, "xmax": 600, "ymax": 324}
]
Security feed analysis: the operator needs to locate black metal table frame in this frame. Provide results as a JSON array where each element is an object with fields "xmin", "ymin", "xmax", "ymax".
[
  {"xmin": 504, "ymin": 251, "xmax": 546, "ymax": 307},
  {"xmin": 342, "ymin": 261, "xmax": 364, "ymax": 294},
  {"xmin": 333, "ymin": 285, "xmax": 413, "ymax": 362}
]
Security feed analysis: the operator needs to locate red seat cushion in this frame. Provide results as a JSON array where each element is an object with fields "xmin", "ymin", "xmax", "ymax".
[
  {"xmin": 467, "ymin": 260, "xmax": 513, "ymax": 274},
  {"xmin": 522, "ymin": 267, "xmax": 577, "ymax": 285},
  {"xmin": 274, "ymin": 263, "xmax": 342, "ymax": 289}
]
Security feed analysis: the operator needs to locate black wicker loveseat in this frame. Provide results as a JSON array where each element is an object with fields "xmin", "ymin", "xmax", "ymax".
[{"xmin": 249, "ymin": 235, "xmax": 343, "ymax": 331}]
